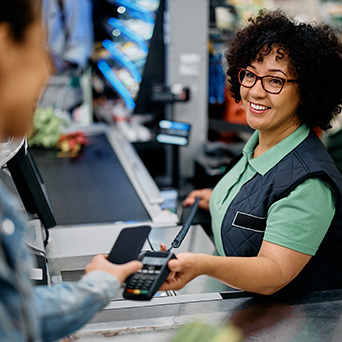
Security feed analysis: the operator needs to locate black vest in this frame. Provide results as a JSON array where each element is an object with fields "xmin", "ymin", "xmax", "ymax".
[{"xmin": 221, "ymin": 131, "xmax": 342, "ymax": 293}]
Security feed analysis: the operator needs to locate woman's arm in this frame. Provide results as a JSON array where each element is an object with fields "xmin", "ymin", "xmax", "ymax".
[
  {"xmin": 183, "ymin": 188, "xmax": 212, "ymax": 210},
  {"xmin": 160, "ymin": 241, "xmax": 311, "ymax": 295},
  {"xmin": 164, "ymin": 178, "xmax": 334, "ymax": 295}
]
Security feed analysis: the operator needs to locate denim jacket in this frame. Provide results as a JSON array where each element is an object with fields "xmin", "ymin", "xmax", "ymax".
[{"xmin": 0, "ymin": 180, "xmax": 120, "ymax": 342}]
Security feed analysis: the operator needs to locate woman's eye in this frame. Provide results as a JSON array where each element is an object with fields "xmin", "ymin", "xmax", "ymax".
[
  {"xmin": 269, "ymin": 77, "xmax": 283, "ymax": 85},
  {"xmin": 245, "ymin": 72, "xmax": 255, "ymax": 79}
]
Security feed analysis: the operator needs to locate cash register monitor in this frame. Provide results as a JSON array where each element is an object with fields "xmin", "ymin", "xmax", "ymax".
[{"xmin": 6, "ymin": 143, "xmax": 56, "ymax": 230}]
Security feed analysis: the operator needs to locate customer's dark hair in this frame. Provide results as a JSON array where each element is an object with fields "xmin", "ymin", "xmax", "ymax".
[
  {"xmin": 0, "ymin": 0, "xmax": 41, "ymax": 42},
  {"xmin": 226, "ymin": 9, "xmax": 342, "ymax": 130}
]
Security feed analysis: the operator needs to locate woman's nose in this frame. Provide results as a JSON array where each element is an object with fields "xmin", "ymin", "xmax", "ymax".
[{"xmin": 249, "ymin": 78, "xmax": 267, "ymax": 97}]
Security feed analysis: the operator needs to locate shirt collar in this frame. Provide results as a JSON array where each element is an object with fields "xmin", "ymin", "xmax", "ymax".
[{"xmin": 243, "ymin": 125, "xmax": 310, "ymax": 176}]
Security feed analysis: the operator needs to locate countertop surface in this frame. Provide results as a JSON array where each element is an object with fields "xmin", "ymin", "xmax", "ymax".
[{"xmin": 74, "ymin": 289, "xmax": 342, "ymax": 341}]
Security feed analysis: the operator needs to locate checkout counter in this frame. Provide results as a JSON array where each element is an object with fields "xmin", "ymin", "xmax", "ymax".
[
  {"xmin": 30, "ymin": 124, "xmax": 231, "ymax": 283},
  {"xmin": 3, "ymin": 124, "xmax": 342, "ymax": 341}
]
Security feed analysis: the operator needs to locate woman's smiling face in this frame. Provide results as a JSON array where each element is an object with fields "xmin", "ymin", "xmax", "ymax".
[{"xmin": 240, "ymin": 48, "xmax": 301, "ymax": 137}]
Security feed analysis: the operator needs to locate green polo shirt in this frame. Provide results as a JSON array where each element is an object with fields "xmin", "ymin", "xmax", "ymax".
[{"xmin": 209, "ymin": 125, "xmax": 336, "ymax": 257}]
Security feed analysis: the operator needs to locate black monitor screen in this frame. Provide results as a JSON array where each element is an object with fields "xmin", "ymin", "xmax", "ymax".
[{"xmin": 6, "ymin": 144, "xmax": 57, "ymax": 229}]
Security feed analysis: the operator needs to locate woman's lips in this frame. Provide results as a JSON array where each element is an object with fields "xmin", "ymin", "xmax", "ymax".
[{"xmin": 249, "ymin": 102, "xmax": 270, "ymax": 114}]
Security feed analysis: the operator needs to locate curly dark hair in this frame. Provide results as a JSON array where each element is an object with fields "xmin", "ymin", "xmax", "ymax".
[
  {"xmin": 0, "ymin": 0, "xmax": 41, "ymax": 42},
  {"xmin": 226, "ymin": 9, "xmax": 342, "ymax": 130}
]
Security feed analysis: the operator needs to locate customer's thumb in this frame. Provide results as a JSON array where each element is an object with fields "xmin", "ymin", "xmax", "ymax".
[{"xmin": 123, "ymin": 260, "xmax": 143, "ymax": 277}]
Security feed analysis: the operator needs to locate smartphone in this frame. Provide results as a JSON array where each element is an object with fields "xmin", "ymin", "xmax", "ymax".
[{"xmin": 107, "ymin": 225, "xmax": 151, "ymax": 264}]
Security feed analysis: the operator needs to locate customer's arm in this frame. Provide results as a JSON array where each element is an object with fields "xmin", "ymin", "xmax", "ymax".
[{"xmin": 34, "ymin": 255, "xmax": 141, "ymax": 342}]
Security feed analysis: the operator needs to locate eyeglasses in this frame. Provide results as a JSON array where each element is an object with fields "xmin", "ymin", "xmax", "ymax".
[{"xmin": 237, "ymin": 68, "xmax": 298, "ymax": 94}]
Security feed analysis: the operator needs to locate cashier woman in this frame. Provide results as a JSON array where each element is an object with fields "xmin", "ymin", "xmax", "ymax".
[
  {"xmin": 161, "ymin": 10, "xmax": 342, "ymax": 295},
  {"xmin": 0, "ymin": 1, "xmax": 142, "ymax": 341}
]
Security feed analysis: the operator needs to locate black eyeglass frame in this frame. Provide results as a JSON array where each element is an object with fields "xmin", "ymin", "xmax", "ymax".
[{"xmin": 237, "ymin": 68, "xmax": 299, "ymax": 95}]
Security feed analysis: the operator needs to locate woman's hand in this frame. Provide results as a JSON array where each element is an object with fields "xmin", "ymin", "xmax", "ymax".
[
  {"xmin": 159, "ymin": 253, "xmax": 203, "ymax": 291},
  {"xmin": 183, "ymin": 188, "xmax": 213, "ymax": 211},
  {"xmin": 84, "ymin": 254, "xmax": 142, "ymax": 284}
]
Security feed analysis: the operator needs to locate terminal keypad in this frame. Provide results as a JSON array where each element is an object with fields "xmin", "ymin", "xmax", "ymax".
[{"xmin": 125, "ymin": 264, "xmax": 161, "ymax": 295}]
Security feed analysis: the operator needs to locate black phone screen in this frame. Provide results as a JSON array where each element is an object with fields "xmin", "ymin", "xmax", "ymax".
[{"xmin": 107, "ymin": 225, "xmax": 151, "ymax": 264}]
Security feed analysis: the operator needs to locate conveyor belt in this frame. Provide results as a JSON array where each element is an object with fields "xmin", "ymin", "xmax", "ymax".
[{"xmin": 31, "ymin": 133, "xmax": 150, "ymax": 225}]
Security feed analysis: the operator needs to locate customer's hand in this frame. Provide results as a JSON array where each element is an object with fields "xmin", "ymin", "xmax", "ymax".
[
  {"xmin": 159, "ymin": 252, "xmax": 203, "ymax": 291},
  {"xmin": 84, "ymin": 255, "xmax": 142, "ymax": 284},
  {"xmin": 183, "ymin": 188, "xmax": 212, "ymax": 211}
]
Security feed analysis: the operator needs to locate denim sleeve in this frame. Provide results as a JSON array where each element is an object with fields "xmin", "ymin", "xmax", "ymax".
[{"xmin": 33, "ymin": 271, "xmax": 120, "ymax": 342}]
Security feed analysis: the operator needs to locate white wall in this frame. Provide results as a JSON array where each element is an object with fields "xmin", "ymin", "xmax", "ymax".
[
  {"xmin": 263, "ymin": 0, "xmax": 322, "ymax": 21},
  {"xmin": 166, "ymin": 0, "xmax": 209, "ymax": 180}
]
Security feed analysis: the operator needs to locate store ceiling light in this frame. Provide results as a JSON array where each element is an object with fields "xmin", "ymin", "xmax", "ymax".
[{"xmin": 117, "ymin": 6, "xmax": 126, "ymax": 14}]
